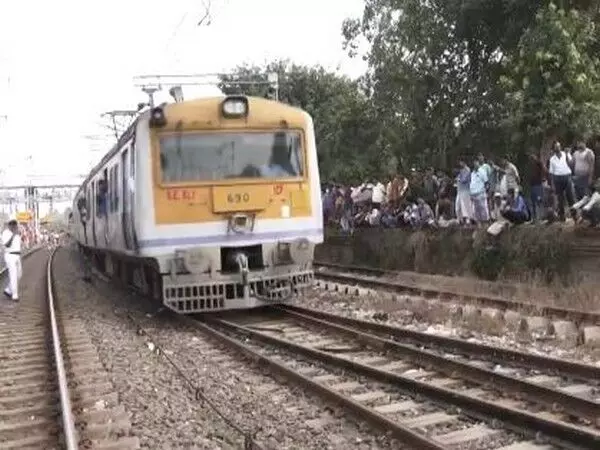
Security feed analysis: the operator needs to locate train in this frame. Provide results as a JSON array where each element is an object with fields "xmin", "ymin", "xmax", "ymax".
[{"xmin": 71, "ymin": 93, "xmax": 323, "ymax": 313}]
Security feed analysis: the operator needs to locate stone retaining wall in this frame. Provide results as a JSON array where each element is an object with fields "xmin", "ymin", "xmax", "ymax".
[{"xmin": 316, "ymin": 226, "xmax": 600, "ymax": 284}]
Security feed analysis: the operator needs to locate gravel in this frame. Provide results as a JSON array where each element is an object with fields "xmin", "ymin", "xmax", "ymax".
[
  {"xmin": 52, "ymin": 245, "xmax": 396, "ymax": 450},
  {"xmin": 303, "ymin": 287, "xmax": 600, "ymax": 367},
  {"xmin": 219, "ymin": 322, "xmax": 520, "ymax": 450}
]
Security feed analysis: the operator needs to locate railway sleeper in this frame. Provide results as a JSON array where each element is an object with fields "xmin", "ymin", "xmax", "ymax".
[{"xmin": 213, "ymin": 318, "xmax": 600, "ymax": 449}]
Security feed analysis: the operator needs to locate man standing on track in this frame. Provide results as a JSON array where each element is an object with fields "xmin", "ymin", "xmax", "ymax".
[
  {"xmin": 2, "ymin": 218, "xmax": 22, "ymax": 302},
  {"xmin": 77, "ymin": 198, "xmax": 92, "ymax": 283}
]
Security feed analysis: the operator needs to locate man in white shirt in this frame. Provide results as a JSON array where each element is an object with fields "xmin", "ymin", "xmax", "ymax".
[
  {"xmin": 76, "ymin": 198, "xmax": 92, "ymax": 283},
  {"xmin": 366, "ymin": 207, "xmax": 381, "ymax": 226},
  {"xmin": 2, "ymin": 219, "xmax": 22, "ymax": 301},
  {"xmin": 548, "ymin": 141, "xmax": 575, "ymax": 221},
  {"xmin": 371, "ymin": 181, "xmax": 386, "ymax": 208}
]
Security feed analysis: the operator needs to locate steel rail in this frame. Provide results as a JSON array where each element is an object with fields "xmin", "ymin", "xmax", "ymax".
[
  {"xmin": 314, "ymin": 261, "xmax": 600, "ymax": 324},
  {"xmin": 209, "ymin": 317, "xmax": 600, "ymax": 449},
  {"xmin": 180, "ymin": 315, "xmax": 445, "ymax": 450},
  {"xmin": 47, "ymin": 246, "xmax": 78, "ymax": 449},
  {"xmin": 274, "ymin": 306, "xmax": 600, "ymax": 424},
  {"xmin": 280, "ymin": 304, "xmax": 600, "ymax": 381}
]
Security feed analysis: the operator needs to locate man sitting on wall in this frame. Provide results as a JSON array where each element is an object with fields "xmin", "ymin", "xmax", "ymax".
[
  {"xmin": 570, "ymin": 178, "xmax": 600, "ymax": 227},
  {"xmin": 501, "ymin": 188, "xmax": 530, "ymax": 225}
]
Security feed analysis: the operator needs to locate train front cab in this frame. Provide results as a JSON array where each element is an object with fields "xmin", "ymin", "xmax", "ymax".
[
  {"xmin": 160, "ymin": 238, "xmax": 317, "ymax": 313},
  {"xmin": 143, "ymin": 95, "xmax": 323, "ymax": 313}
]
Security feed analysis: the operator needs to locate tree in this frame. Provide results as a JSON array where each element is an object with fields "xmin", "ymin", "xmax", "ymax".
[
  {"xmin": 344, "ymin": 0, "xmax": 600, "ymax": 168},
  {"xmin": 341, "ymin": 0, "xmax": 538, "ymax": 167},
  {"xmin": 219, "ymin": 61, "xmax": 383, "ymax": 182},
  {"xmin": 501, "ymin": 3, "xmax": 600, "ymax": 146}
]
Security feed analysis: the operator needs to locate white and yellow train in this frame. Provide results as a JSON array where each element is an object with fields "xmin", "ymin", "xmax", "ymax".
[{"xmin": 72, "ymin": 94, "xmax": 323, "ymax": 313}]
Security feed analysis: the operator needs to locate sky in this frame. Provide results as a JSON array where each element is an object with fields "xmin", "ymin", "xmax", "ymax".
[{"xmin": 0, "ymin": 0, "xmax": 368, "ymax": 217}]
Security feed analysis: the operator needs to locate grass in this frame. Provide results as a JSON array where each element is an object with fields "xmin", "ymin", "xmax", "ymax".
[
  {"xmin": 378, "ymin": 270, "xmax": 600, "ymax": 313},
  {"xmin": 320, "ymin": 225, "xmax": 600, "ymax": 319}
]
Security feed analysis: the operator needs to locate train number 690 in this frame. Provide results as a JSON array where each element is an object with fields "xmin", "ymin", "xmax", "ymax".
[{"xmin": 227, "ymin": 193, "xmax": 250, "ymax": 203}]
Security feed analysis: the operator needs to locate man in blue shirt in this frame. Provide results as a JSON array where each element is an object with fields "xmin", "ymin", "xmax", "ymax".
[{"xmin": 501, "ymin": 188, "xmax": 529, "ymax": 224}]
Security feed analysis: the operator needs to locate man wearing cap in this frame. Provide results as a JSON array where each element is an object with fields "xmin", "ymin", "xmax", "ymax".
[{"xmin": 2, "ymin": 219, "xmax": 22, "ymax": 301}]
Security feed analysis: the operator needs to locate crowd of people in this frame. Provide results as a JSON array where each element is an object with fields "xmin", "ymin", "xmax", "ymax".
[
  {"xmin": 322, "ymin": 140, "xmax": 600, "ymax": 234},
  {"xmin": 14, "ymin": 223, "xmax": 37, "ymax": 250}
]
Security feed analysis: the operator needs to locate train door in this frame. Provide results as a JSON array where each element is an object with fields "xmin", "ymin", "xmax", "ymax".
[
  {"xmin": 78, "ymin": 196, "xmax": 88, "ymax": 245},
  {"xmin": 102, "ymin": 168, "xmax": 110, "ymax": 247},
  {"xmin": 91, "ymin": 181, "xmax": 98, "ymax": 247},
  {"xmin": 122, "ymin": 147, "xmax": 135, "ymax": 251},
  {"xmin": 114, "ymin": 163, "xmax": 121, "ymax": 249}
]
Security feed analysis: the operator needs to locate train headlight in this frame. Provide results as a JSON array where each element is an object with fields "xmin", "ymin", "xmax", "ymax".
[
  {"xmin": 221, "ymin": 96, "xmax": 249, "ymax": 118},
  {"xmin": 149, "ymin": 107, "xmax": 167, "ymax": 128},
  {"xmin": 229, "ymin": 214, "xmax": 253, "ymax": 234},
  {"xmin": 290, "ymin": 238, "xmax": 313, "ymax": 265},
  {"xmin": 182, "ymin": 249, "xmax": 211, "ymax": 274}
]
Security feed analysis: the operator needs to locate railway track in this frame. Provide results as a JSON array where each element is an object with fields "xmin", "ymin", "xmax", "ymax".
[
  {"xmin": 81, "ymin": 247, "xmax": 600, "ymax": 448},
  {"xmin": 0, "ymin": 248, "xmax": 139, "ymax": 449},
  {"xmin": 313, "ymin": 261, "xmax": 600, "ymax": 326},
  {"xmin": 186, "ymin": 305, "xmax": 600, "ymax": 450}
]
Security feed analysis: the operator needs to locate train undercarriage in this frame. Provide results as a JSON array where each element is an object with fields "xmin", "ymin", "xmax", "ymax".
[{"xmin": 77, "ymin": 244, "xmax": 314, "ymax": 314}]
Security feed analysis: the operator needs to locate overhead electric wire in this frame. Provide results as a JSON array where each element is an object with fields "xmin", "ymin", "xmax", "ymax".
[{"xmin": 162, "ymin": 0, "xmax": 213, "ymax": 65}]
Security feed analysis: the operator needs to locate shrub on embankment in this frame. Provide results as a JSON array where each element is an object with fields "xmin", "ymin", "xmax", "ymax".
[{"xmin": 316, "ymin": 225, "xmax": 579, "ymax": 284}]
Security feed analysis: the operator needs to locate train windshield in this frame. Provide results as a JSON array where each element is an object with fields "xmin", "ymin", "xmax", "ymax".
[{"xmin": 159, "ymin": 131, "xmax": 304, "ymax": 183}]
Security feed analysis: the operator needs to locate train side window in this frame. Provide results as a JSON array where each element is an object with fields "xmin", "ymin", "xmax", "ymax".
[
  {"xmin": 108, "ymin": 167, "xmax": 114, "ymax": 212},
  {"xmin": 96, "ymin": 178, "xmax": 107, "ymax": 217},
  {"xmin": 94, "ymin": 181, "xmax": 99, "ymax": 218},
  {"xmin": 114, "ymin": 164, "xmax": 120, "ymax": 211},
  {"xmin": 86, "ymin": 186, "xmax": 92, "ymax": 218},
  {"xmin": 105, "ymin": 172, "xmax": 109, "ymax": 214},
  {"xmin": 103, "ymin": 169, "xmax": 109, "ymax": 213},
  {"xmin": 111, "ymin": 166, "xmax": 116, "ymax": 212}
]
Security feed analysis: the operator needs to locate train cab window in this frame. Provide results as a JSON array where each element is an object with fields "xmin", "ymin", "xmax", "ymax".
[{"xmin": 159, "ymin": 131, "xmax": 304, "ymax": 182}]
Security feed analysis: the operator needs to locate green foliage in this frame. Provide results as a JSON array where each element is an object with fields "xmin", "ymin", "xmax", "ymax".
[
  {"xmin": 501, "ymin": 3, "xmax": 600, "ymax": 140},
  {"xmin": 342, "ymin": 0, "xmax": 535, "ymax": 166},
  {"xmin": 219, "ymin": 61, "xmax": 383, "ymax": 183},
  {"xmin": 470, "ymin": 224, "xmax": 573, "ymax": 282},
  {"xmin": 217, "ymin": 1, "xmax": 600, "ymax": 182},
  {"xmin": 470, "ymin": 243, "xmax": 507, "ymax": 281},
  {"xmin": 343, "ymin": 0, "xmax": 600, "ymax": 168}
]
